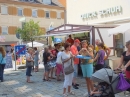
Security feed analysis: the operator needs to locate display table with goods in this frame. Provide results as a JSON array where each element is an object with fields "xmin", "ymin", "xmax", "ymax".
[{"xmin": 76, "ymin": 55, "xmax": 91, "ymax": 59}]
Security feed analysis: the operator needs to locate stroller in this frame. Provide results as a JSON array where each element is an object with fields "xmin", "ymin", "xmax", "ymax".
[{"xmin": 91, "ymin": 68, "xmax": 123, "ymax": 97}]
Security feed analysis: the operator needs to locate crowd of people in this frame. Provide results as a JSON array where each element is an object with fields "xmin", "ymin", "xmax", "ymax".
[
  {"xmin": 25, "ymin": 35, "xmax": 113, "ymax": 97},
  {"xmin": 1, "ymin": 35, "xmax": 130, "ymax": 97}
]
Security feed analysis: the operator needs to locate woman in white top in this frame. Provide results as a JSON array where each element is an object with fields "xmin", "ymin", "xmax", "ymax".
[
  {"xmin": 61, "ymin": 43, "xmax": 75, "ymax": 97},
  {"xmin": 26, "ymin": 48, "xmax": 34, "ymax": 83}
]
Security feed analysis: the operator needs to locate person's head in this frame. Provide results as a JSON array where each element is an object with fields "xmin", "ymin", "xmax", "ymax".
[
  {"xmin": 28, "ymin": 48, "xmax": 33, "ymax": 54},
  {"xmin": 54, "ymin": 43, "xmax": 60, "ymax": 49},
  {"xmin": 0, "ymin": 46, "xmax": 6, "ymax": 57},
  {"xmin": 59, "ymin": 46, "xmax": 64, "ymax": 52},
  {"xmin": 97, "ymin": 43, "xmax": 104, "ymax": 49},
  {"xmin": 69, "ymin": 35, "xmax": 72, "ymax": 39},
  {"xmin": 74, "ymin": 39, "xmax": 80, "ymax": 47},
  {"xmin": 95, "ymin": 39, "xmax": 101, "ymax": 45},
  {"xmin": 34, "ymin": 47, "xmax": 37, "ymax": 51},
  {"xmin": 81, "ymin": 40, "xmax": 89, "ymax": 48},
  {"xmin": 48, "ymin": 45, "xmax": 52, "ymax": 50},
  {"xmin": 64, "ymin": 43, "xmax": 71, "ymax": 51},
  {"xmin": 126, "ymin": 40, "xmax": 130, "ymax": 50},
  {"xmin": 44, "ymin": 47, "xmax": 49, "ymax": 52}
]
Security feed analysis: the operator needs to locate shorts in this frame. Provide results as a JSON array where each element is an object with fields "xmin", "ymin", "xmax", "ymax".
[
  {"xmin": 34, "ymin": 60, "xmax": 39, "ymax": 66},
  {"xmin": 126, "ymin": 70, "xmax": 130, "ymax": 79},
  {"xmin": 73, "ymin": 65, "xmax": 78, "ymax": 77},
  {"xmin": 56, "ymin": 63, "xmax": 63, "ymax": 75},
  {"xmin": 44, "ymin": 64, "xmax": 51, "ymax": 72},
  {"xmin": 50, "ymin": 60, "xmax": 56, "ymax": 67},
  {"xmin": 81, "ymin": 63, "xmax": 93, "ymax": 78}
]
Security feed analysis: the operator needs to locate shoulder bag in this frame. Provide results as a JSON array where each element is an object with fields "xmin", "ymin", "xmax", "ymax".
[
  {"xmin": 62, "ymin": 54, "xmax": 74, "ymax": 75},
  {"xmin": 26, "ymin": 54, "xmax": 34, "ymax": 67}
]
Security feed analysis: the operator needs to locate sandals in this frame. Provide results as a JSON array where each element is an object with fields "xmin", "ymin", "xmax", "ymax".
[
  {"xmin": 63, "ymin": 94, "xmax": 68, "ymax": 97},
  {"xmin": 26, "ymin": 81, "xmax": 33, "ymax": 83},
  {"xmin": 43, "ymin": 79, "xmax": 51, "ymax": 81},
  {"xmin": 68, "ymin": 91, "xmax": 75, "ymax": 95}
]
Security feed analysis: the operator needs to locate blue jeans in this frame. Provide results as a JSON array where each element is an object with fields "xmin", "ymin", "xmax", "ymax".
[
  {"xmin": 26, "ymin": 67, "xmax": 32, "ymax": 76},
  {"xmin": 0, "ymin": 64, "xmax": 5, "ymax": 81},
  {"xmin": 73, "ymin": 65, "xmax": 78, "ymax": 77}
]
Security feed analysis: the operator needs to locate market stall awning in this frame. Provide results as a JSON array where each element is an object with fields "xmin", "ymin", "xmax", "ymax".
[
  {"xmin": 27, "ymin": 41, "xmax": 44, "ymax": 47},
  {"xmin": 108, "ymin": 23, "xmax": 130, "ymax": 36},
  {"xmin": 47, "ymin": 24, "xmax": 92, "ymax": 34},
  {"xmin": 35, "ymin": 24, "xmax": 92, "ymax": 37}
]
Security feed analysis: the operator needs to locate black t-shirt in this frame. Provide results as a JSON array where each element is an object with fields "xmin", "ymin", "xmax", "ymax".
[
  {"xmin": 43, "ymin": 52, "xmax": 50, "ymax": 64},
  {"xmin": 122, "ymin": 51, "xmax": 130, "ymax": 71}
]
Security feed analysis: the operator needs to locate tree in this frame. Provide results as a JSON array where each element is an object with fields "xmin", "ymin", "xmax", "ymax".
[{"xmin": 16, "ymin": 19, "xmax": 44, "ymax": 47}]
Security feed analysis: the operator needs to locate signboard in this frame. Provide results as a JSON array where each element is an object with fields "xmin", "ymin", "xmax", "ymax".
[
  {"xmin": 81, "ymin": 6, "xmax": 122, "ymax": 19},
  {"xmin": 5, "ymin": 54, "xmax": 13, "ymax": 69},
  {"xmin": 15, "ymin": 45, "xmax": 26, "ymax": 55},
  {"xmin": 54, "ymin": 38, "xmax": 62, "ymax": 43}
]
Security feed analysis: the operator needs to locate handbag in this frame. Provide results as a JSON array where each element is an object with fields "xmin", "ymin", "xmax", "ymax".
[
  {"xmin": 26, "ymin": 61, "xmax": 34, "ymax": 67},
  {"xmin": 116, "ymin": 73, "xmax": 130, "ymax": 91},
  {"xmin": 63, "ymin": 58, "xmax": 74, "ymax": 75}
]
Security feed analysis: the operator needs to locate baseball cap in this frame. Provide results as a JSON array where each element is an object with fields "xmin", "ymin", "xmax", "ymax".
[{"xmin": 74, "ymin": 39, "xmax": 80, "ymax": 44}]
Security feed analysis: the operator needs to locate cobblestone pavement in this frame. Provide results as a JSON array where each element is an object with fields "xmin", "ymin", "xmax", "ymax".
[{"xmin": 0, "ymin": 65, "xmax": 130, "ymax": 97}]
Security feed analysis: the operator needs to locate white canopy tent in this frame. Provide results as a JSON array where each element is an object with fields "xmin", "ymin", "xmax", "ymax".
[
  {"xmin": 27, "ymin": 41, "xmax": 44, "ymax": 47},
  {"xmin": 108, "ymin": 23, "xmax": 130, "ymax": 50},
  {"xmin": 108, "ymin": 23, "xmax": 130, "ymax": 37}
]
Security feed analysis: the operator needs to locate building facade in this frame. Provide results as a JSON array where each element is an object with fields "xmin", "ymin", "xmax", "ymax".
[
  {"xmin": 0, "ymin": 0, "xmax": 65, "ymax": 45},
  {"xmin": 66, "ymin": 0, "xmax": 130, "ymax": 25}
]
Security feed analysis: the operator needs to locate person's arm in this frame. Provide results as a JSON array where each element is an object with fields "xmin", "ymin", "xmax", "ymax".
[
  {"xmin": 94, "ymin": 53, "xmax": 99, "ymax": 62},
  {"xmin": 105, "ymin": 47, "xmax": 111, "ymax": 59},
  {"xmin": 86, "ymin": 48, "xmax": 94, "ymax": 58},
  {"xmin": 116, "ymin": 55, "xmax": 124, "ymax": 69},
  {"xmin": 124, "ymin": 61, "xmax": 130, "ymax": 69}
]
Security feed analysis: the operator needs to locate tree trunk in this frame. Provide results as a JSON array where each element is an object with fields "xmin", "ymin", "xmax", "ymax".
[{"xmin": 32, "ymin": 41, "xmax": 33, "ymax": 48}]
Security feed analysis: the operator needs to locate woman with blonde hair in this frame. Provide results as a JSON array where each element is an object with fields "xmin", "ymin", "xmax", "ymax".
[
  {"xmin": 26, "ymin": 48, "xmax": 34, "ymax": 83},
  {"xmin": 0, "ymin": 46, "xmax": 6, "ymax": 82},
  {"xmin": 79, "ymin": 40, "xmax": 94, "ymax": 97}
]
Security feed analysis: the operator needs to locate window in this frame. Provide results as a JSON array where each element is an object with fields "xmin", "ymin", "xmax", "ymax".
[
  {"xmin": 1, "ymin": 5, "xmax": 8, "ymax": 15},
  {"xmin": 32, "ymin": 9, "xmax": 37, "ymax": 17},
  {"xmin": 29, "ymin": 0, "xmax": 34, "ymax": 2},
  {"xmin": 18, "ymin": 8, "xmax": 23, "ymax": 16},
  {"xmin": 2, "ymin": 26, "xmax": 8, "ymax": 35},
  {"xmin": 57, "ymin": 12, "xmax": 61, "ymax": 19},
  {"xmin": 45, "ymin": 11, "xmax": 50, "ymax": 18},
  {"xmin": 42, "ymin": 0, "xmax": 51, "ymax": 4}
]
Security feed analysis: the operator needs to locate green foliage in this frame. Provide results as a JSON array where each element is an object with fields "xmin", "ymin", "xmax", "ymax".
[{"xmin": 16, "ymin": 19, "xmax": 43, "ymax": 42}]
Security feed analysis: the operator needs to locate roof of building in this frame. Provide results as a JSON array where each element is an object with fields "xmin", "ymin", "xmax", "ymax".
[{"xmin": 12, "ymin": 0, "xmax": 64, "ymax": 7}]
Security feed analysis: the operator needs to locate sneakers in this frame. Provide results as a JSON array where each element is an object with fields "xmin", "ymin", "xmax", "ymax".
[{"xmin": 73, "ymin": 84, "xmax": 79, "ymax": 89}]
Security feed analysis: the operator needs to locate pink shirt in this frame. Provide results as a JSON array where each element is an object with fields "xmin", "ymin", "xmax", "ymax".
[{"xmin": 70, "ymin": 45, "xmax": 79, "ymax": 65}]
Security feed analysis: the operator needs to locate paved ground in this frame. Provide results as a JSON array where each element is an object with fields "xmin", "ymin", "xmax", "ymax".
[{"xmin": 0, "ymin": 64, "xmax": 130, "ymax": 97}]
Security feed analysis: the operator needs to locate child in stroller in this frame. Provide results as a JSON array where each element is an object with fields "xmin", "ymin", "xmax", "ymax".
[{"xmin": 90, "ymin": 82, "xmax": 110, "ymax": 97}]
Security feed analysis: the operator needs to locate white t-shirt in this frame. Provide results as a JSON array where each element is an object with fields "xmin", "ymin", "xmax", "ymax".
[
  {"xmin": 61, "ymin": 51, "xmax": 74, "ymax": 68},
  {"xmin": 56, "ymin": 51, "xmax": 63, "ymax": 64}
]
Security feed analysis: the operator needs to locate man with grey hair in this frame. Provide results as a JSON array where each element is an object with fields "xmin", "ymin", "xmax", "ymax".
[{"xmin": 95, "ymin": 39, "xmax": 111, "ymax": 60}]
